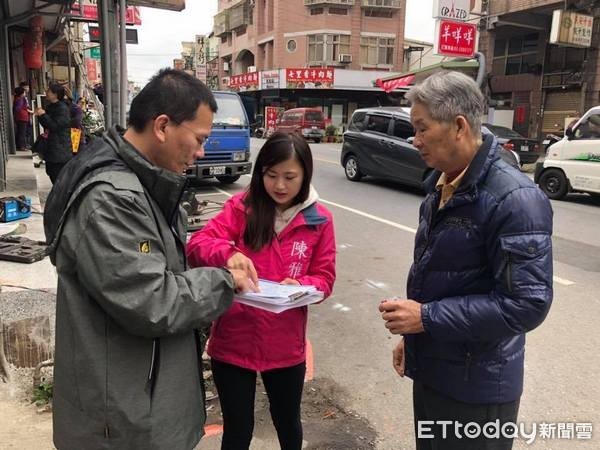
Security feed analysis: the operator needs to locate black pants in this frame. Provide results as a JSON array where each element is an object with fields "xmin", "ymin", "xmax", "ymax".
[
  {"xmin": 211, "ymin": 358, "xmax": 306, "ymax": 450},
  {"xmin": 45, "ymin": 162, "xmax": 66, "ymax": 185},
  {"xmin": 413, "ymin": 381, "xmax": 520, "ymax": 450},
  {"xmin": 15, "ymin": 121, "xmax": 28, "ymax": 149}
]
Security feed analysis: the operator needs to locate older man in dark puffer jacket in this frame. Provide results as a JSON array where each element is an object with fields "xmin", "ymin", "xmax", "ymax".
[{"xmin": 379, "ymin": 71, "xmax": 553, "ymax": 450}]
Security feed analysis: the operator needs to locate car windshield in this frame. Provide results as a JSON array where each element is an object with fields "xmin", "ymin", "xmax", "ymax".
[
  {"xmin": 305, "ymin": 111, "xmax": 323, "ymax": 121},
  {"xmin": 483, "ymin": 124, "xmax": 525, "ymax": 139},
  {"xmin": 212, "ymin": 93, "xmax": 248, "ymax": 127}
]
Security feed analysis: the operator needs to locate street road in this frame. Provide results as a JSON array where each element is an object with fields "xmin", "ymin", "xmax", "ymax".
[{"xmin": 193, "ymin": 138, "xmax": 600, "ymax": 449}]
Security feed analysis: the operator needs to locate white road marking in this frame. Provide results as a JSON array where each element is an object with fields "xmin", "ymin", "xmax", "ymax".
[
  {"xmin": 214, "ymin": 187, "xmax": 233, "ymax": 197},
  {"xmin": 365, "ymin": 279, "xmax": 388, "ymax": 290},
  {"xmin": 318, "ymin": 198, "xmax": 418, "ymax": 234},
  {"xmin": 552, "ymin": 276, "xmax": 575, "ymax": 286}
]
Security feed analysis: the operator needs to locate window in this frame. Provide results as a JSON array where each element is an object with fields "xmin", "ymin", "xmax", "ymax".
[
  {"xmin": 363, "ymin": 9, "xmax": 393, "ymax": 18},
  {"xmin": 360, "ymin": 37, "xmax": 395, "ymax": 65},
  {"xmin": 329, "ymin": 7, "xmax": 348, "ymax": 15},
  {"xmin": 493, "ymin": 33, "xmax": 539, "ymax": 76},
  {"xmin": 351, "ymin": 111, "xmax": 366, "ymax": 130},
  {"xmin": 287, "ymin": 39, "xmax": 297, "ymax": 52},
  {"xmin": 308, "ymin": 34, "xmax": 350, "ymax": 63},
  {"xmin": 365, "ymin": 114, "xmax": 391, "ymax": 134},
  {"xmin": 393, "ymin": 119, "xmax": 414, "ymax": 140},
  {"xmin": 310, "ymin": 7, "xmax": 324, "ymax": 15}
]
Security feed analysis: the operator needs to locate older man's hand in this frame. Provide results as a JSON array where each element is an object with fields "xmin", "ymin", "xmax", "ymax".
[{"xmin": 379, "ymin": 299, "xmax": 425, "ymax": 335}]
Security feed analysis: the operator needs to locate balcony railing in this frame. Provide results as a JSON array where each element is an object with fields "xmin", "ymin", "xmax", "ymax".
[
  {"xmin": 361, "ymin": 0, "xmax": 401, "ymax": 9},
  {"xmin": 304, "ymin": 0, "xmax": 355, "ymax": 6},
  {"xmin": 214, "ymin": 10, "xmax": 230, "ymax": 36}
]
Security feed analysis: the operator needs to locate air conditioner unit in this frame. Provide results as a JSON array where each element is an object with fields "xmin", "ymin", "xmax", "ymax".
[
  {"xmin": 486, "ymin": 16, "xmax": 499, "ymax": 30},
  {"xmin": 222, "ymin": 77, "xmax": 230, "ymax": 85},
  {"xmin": 223, "ymin": 61, "xmax": 230, "ymax": 72},
  {"xmin": 247, "ymin": 66, "xmax": 257, "ymax": 73},
  {"xmin": 338, "ymin": 54, "xmax": 352, "ymax": 64}
]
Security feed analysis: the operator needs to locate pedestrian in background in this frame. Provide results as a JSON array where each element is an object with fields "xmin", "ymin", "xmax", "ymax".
[
  {"xmin": 12, "ymin": 86, "xmax": 31, "ymax": 151},
  {"xmin": 379, "ymin": 71, "xmax": 553, "ymax": 450},
  {"xmin": 34, "ymin": 83, "xmax": 71, "ymax": 183},
  {"xmin": 187, "ymin": 132, "xmax": 337, "ymax": 450}
]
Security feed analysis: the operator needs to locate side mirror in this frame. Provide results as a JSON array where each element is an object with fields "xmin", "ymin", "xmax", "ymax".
[
  {"xmin": 407, "ymin": 137, "xmax": 415, "ymax": 145},
  {"xmin": 565, "ymin": 126, "xmax": 574, "ymax": 139}
]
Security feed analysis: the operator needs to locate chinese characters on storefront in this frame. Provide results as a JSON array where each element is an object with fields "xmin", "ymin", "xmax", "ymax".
[
  {"xmin": 550, "ymin": 10, "xmax": 593, "ymax": 48},
  {"xmin": 285, "ymin": 68, "xmax": 334, "ymax": 89},
  {"xmin": 434, "ymin": 19, "xmax": 477, "ymax": 58},
  {"xmin": 228, "ymin": 72, "xmax": 259, "ymax": 91},
  {"xmin": 265, "ymin": 106, "xmax": 283, "ymax": 135}
]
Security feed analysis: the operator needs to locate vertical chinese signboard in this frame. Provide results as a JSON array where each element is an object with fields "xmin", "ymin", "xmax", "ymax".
[
  {"xmin": 433, "ymin": 19, "xmax": 477, "ymax": 58},
  {"xmin": 265, "ymin": 106, "xmax": 283, "ymax": 136},
  {"xmin": 86, "ymin": 58, "xmax": 98, "ymax": 83},
  {"xmin": 285, "ymin": 68, "xmax": 334, "ymax": 89}
]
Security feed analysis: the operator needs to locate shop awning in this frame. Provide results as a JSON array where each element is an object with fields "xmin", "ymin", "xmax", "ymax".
[
  {"xmin": 373, "ymin": 59, "xmax": 480, "ymax": 93},
  {"xmin": 375, "ymin": 74, "xmax": 415, "ymax": 93}
]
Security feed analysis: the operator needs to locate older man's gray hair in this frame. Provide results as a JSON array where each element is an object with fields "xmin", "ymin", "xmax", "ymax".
[{"xmin": 406, "ymin": 71, "xmax": 484, "ymax": 137}]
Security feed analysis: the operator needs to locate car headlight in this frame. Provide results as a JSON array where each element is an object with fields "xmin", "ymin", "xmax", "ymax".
[{"xmin": 233, "ymin": 152, "xmax": 246, "ymax": 161}]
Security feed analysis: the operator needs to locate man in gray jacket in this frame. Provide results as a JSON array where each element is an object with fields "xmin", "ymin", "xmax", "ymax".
[{"xmin": 44, "ymin": 69, "xmax": 255, "ymax": 450}]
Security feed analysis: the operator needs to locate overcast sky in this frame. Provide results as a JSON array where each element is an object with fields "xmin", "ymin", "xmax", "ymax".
[{"xmin": 126, "ymin": 0, "xmax": 435, "ymax": 86}]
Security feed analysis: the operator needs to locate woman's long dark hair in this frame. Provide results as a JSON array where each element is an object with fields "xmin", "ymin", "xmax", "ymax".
[{"xmin": 244, "ymin": 132, "xmax": 313, "ymax": 251}]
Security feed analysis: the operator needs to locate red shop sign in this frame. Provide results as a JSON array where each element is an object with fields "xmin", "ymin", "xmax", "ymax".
[
  {"xmin": 434, "ymin": 19, "xmax": 477, "ymax": 58},
  {"xmin": 285, "ymin": 68, "xmax": 334, "ymax": 88},
  {"xmin": 229, "ymin": 72, "xmax": 259, "ymax": 87}
]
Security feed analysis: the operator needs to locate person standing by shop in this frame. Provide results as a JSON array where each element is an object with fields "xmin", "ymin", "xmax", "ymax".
[
  {"xmin": 13, "ymin": 86, "xmax": 31, "ymax": 151},
  {"xmin": 34, "ymin": 83, "xmax": 72, "ymax": 183}
]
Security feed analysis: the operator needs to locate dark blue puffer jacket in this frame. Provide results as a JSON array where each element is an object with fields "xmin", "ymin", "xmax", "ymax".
[{"xmin": 404, "ymin": 134, "xmax": 553, "ymax": 404}]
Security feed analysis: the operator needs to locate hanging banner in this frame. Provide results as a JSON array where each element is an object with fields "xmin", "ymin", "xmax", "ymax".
[
  {"xmin": 285, "ymin": 68, "xmax": 334, "ymax": 89},
  {"xmin": 86, "ymin": 58, "xmax": 98, "ymax": 83},
  {"xmin": 434, "ymin": 19, "xmax": 477, "ymax": 58},
  {"xmin": 375, "ymin": 74, "xmax": 415, "ymax": 93}
]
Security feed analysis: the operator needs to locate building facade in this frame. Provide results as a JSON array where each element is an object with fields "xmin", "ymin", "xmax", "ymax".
[
  {"xmin": 479, "ymin": 0, "xmax": 600, "ymax": 140},
  {"xmin": 213, "ymin": 0, "xmax": 408, "ymax": 129}
]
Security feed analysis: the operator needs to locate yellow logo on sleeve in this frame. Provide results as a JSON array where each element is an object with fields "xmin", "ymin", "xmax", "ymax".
[{"xmin": 139, "ymin": 241, "xmax": 151, "ymax": 253}]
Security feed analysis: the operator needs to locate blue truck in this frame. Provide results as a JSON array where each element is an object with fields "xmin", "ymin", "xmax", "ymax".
[{"xmin": 185, "ymin": 91, "xmax": 252, "ymax": 184}]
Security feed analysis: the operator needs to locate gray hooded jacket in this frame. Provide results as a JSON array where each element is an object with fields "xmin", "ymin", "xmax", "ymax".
[{"xmin": 44, "ymin": 128, "xmax": 234, "ymax": 450}]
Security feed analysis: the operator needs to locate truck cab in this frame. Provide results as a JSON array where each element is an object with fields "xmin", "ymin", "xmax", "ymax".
[
  {"xmin": 186, "ymin": 91, "xmax": 252, "ymax": 184},
  {"xmin": 535, "ymin": 106, "xmax": 600, "ymax": 200}
]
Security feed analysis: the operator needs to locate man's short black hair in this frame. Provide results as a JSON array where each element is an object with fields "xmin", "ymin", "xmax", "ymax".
[
  {"xmin": 19, "ymin": 81, "xmax": 28, "ymax": 88},
  {"xmin": 128, "ymin": 68, "xmax": 218, "ymax": 132},
  {"xmin": 14, "ymin": 86, "xmax": 25, "ymax": 96}
]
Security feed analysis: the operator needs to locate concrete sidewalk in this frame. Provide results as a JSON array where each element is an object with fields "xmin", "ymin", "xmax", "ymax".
[{"xmin": 1, "ymin": 153, "xmax": 56, "ymax": 293}]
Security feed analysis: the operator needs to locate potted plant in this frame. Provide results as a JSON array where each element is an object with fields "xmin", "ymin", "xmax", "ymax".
[{"xmin": 325, "ymin": 124, "xmax": 337, "ymax": 143}]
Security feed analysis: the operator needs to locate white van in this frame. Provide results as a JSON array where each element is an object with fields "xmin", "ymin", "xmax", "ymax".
[{"xmin": 535, "ymin": 106, "xmax": 600, "ymax": 200}]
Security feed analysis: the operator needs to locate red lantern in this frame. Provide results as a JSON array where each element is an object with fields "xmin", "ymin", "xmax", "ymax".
[{"xmin": 23, "ymin": 16, "xmax": 44, "ymax": 69}]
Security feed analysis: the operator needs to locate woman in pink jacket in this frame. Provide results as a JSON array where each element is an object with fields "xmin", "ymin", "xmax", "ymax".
[{"xmin": 187, "ymin": 132, "xmax": 336, "ymax": 450}]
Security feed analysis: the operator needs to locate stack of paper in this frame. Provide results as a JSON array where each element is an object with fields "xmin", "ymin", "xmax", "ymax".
[{"xmin": 234, "ymin": 279, "xmax": 324, "ymax": 313}]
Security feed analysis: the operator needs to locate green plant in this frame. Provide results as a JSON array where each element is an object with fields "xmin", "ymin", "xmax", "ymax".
[
  {"xmin": 82, "ymin": 109, "xmax": 105, "ymax": 137},
  {"xmin": 325, "ymin": 124, "xmax": 337, "ymax": 136},
  {"xmin": 32, "ymin": 379, "xmax": 53, "ymax": 405}
]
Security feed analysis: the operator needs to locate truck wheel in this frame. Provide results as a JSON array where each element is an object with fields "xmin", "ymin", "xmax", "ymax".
[
  {"xmin": 216, "ymin": 175, "xmax": 241, "ymax": 185},
  {"xmin": 539, "ymin": 169, "xmax": 568, "ymax": 200},
  {"xmin": 344, "ymin": 155, "xmax": 363, "ymax": 181},
  {"xmin": 313, "ymin": 138, "xmax": 321, "ymax": 143}
]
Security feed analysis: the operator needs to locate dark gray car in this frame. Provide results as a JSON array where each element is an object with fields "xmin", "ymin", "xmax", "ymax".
[{"xmin": 340, "ymin": 107, "xmax": 430, "ymax": 188}]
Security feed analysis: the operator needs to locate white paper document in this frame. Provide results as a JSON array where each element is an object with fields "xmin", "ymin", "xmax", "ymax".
[{"xmin": 234, "ymin": 279, "xmax": 324, "ymax": 313}]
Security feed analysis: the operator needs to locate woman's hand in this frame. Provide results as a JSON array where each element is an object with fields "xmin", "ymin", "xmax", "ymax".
[
  {"xmin": 226, "ymin": 252, "xmax": 259, "ymax": 290},
  {"xmin": 280, "ymin": 278, "xmax": 300, "ymax": 285},
  {"xmin": 34, "ymin": 107, "xmax": 45, "ymax": 116}
]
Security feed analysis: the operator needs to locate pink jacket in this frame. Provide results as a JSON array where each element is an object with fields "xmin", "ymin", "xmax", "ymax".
[{"xmin": 187, "ymin": 192, "xmax": 336, "ymax": 371}]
